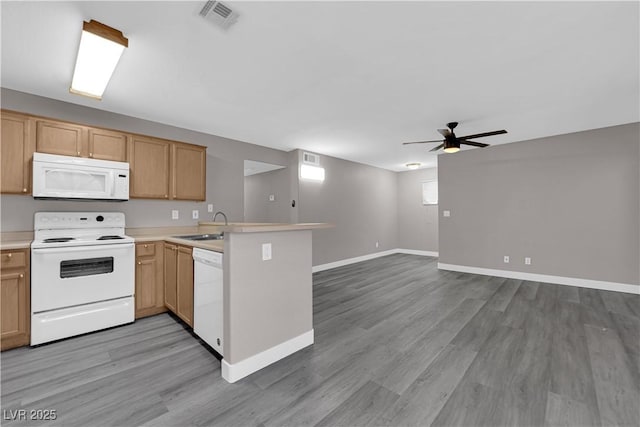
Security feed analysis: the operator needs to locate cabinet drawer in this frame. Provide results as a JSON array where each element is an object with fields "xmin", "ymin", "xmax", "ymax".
[
  {"xmin": 1, "ymin": 251, "xmax": 26, "ymax": 269},
  {"xmin": 136, "ymin": 242, "xmax": 156, "ymax": 258}
]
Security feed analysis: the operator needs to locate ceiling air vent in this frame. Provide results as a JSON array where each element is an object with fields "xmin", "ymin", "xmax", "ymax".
[
  {"xmin": 302, "ymin": 152, "xmax": 320, "ymax": 166},
  {"xmin": 199, "ymin": 1, "xmax": 239, "ymax": 30}
]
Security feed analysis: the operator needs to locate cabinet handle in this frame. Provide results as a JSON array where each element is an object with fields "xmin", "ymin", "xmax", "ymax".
[
  {"xmin": 138, "ymin": 261, "xmax": 142, "ymax": 265},
  {"xmin": 89, "ymin": 153, "xmax": 93, "ymax": 158},
  {"xmin": 144, "ymin": 244, "xmax": 148, "ymax": 248},
  {"xmin": 22, "ymin": 188, "xmax": 27, "ymax": 193},
  {"xmin": 77, "ymin": 151, "xmax": 81, "ymax": 156},
  {"xmin": 164, "ymin": 195, "xmax": 168, "ymax": 198},
  {"xmin": 19, "ymin": 274, "xmax": 24, "ymax": 278},
  {"xmin": 6, "ymin": 253, "xmax": 12, "ymax": 258}
]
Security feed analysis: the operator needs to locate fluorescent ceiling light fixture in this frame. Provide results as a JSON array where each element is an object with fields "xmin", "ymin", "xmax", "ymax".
[
  {"xmin": 70, "ymin": 20, "xmax": 128, "ymax": 100},
  {"xmin": 405, "ymin": 163, "xmax": 421, "ymax": 170},
  {"xmin": 300, "ymin": 164, "xmax": 325, "ymax": 181}
]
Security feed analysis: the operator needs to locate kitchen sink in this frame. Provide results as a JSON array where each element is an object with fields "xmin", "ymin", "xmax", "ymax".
[{"xmin": 173, "ymin": 233, "xmax": 224, "ymax": 241}]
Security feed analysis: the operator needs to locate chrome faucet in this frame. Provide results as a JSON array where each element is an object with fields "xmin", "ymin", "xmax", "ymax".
[{"xmin": 213, "ymin": 211, "xmax": 228, "ymax": 226}]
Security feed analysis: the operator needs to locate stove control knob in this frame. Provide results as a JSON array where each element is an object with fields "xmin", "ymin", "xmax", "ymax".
[{"xmin": 96, "ymin": 215, "xmax": 104, "ymax": 222}]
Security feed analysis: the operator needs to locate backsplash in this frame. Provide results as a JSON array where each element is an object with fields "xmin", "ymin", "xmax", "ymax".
[{"xmin": 0, "ymin": 195, "xmax": 227, "ymax": 232}]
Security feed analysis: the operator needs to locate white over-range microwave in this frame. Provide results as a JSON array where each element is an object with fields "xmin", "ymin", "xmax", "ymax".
[{"xmin": 32, "ymin": 152, "xmax": 130, "ymax": 201}]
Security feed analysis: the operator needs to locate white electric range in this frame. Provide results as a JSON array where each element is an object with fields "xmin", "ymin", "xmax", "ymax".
[{"xmin": 31, "ymin": 212, "xmax": 135, "ymax": 345}]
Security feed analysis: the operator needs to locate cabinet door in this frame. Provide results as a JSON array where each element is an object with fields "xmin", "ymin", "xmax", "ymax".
[
  {"xmin": 172, "ymin": 143, "xmax": 206, "ymax": 201},
  {"xmin": 163, "ymin": 244, "xmax": 177, "ymax": 312},
  {"xmin": 36, "ymin": 120, "xmax": 86, "ymax": 157},
  {"xmin": 135, "ymin": 242, "xmax": 165, "ymax": 319},
  {"xmin": 130, "ymin": 136, "xmax": 171, "ymax": 199},
  {"xmin": 176, "ymin": 245, "xmax": 194, "ymax": 327},
  {"xmin": 1, "ymin": 112, "xmax": 35, "ymax": 194},
  {"xmin": 88, "ymin": 128, "xmax": 128, "ymax": 162},
  {"xmin": 1, "ymin": 249, "xmax": 30, "ymax": 351}
]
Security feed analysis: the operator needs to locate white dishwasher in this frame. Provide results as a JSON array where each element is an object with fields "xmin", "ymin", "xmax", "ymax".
[{"xmin": 193, "ymin": 247, "xmax": 224, "ymax": 356}]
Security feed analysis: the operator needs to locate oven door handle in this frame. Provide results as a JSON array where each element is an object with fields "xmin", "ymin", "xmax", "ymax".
[{"xmin": 32, "ymin": 244, "xmax": 133, "ymax": 254}]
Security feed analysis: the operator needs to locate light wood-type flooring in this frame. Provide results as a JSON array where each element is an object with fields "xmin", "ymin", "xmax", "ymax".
[{"xmin": 1, "ymin": 254, "xmax": 639, "ymax": 426}]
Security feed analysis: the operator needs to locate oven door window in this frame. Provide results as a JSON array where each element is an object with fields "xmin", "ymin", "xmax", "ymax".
[{"xmin": 60, "ymin": 257, "xmax": 114, "ymax": 278}]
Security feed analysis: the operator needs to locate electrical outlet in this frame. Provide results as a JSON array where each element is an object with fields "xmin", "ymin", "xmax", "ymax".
[
  {"xmin": 172, "ymin": 210, "xmax": 179, "ymax": 220},
  {"xmin": 375, "ymin": 241, "xmax": 379, "ymax": 248},
  {"xmin": 443, "ymin": 210, "xmax": 451, "ymax": 217},
  {"xmin": 525, "ymin": 257, "xmax": 531, "ymax": 265},
  {"xmin": 503, "ymin": 256, "xmax": 510, "ymax": 264},
  {"xmin": 262, "ymin": 243, "xmax": 272, "ymax": 261},
  {"xmin": 269, "ymin": 194, "xmax": 275, "ymax": 202},
  {"xmin": 207, "ymin": 204, "xmax": 213, "ymax": 213},
  {"xmin": 192, "ymin": 210, "xmax": 199, "ymax": 220}
]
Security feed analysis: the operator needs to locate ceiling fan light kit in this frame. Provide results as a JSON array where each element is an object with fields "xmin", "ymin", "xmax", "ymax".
[
  {"xmin": 405, "ymin": 162, "xmax": 421, "ymax": 170},
  {"xmin": 402, "ymin": 121, "xmax": 507, "ymax": 153},
  {"xmin": 70, "ymin": 20, "xmax": 128, "ymax": 100}
]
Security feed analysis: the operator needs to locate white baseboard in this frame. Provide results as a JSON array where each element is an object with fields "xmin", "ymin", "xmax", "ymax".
[
  {"xmin": 312, "ymin": 248, "xmax": 438, "ymax": 272},
  {"xmin": 438, "ymin": 263, "xmax": 639, "ymax": 295},
  {"xmin": 312, "ymin": 250, "xmax": 397, "ymax": 272},
  {"xmin": 221, "ymin": 329, "xmax": 314, "ymax": 383},
  {"xmin": 395, "ymin": 249, "xmax": 439, "ymax": 257}
]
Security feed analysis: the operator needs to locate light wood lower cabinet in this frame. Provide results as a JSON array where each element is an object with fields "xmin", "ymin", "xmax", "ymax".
[
  {"xmin": 1, "ymin": 249, "xmax": 30, "ymax": 350},
  {"xmin": 163, "ymin": 243, "xmax": 194, "ymax": 327},
  {"xmin": 135, "ymin": 242, "xmax": 167, "ymax": 319}
]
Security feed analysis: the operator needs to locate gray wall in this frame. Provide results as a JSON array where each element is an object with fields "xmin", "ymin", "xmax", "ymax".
[
  {"xmin": 224, "ymin": 230, "xmax": 312, "ymax": 364},
  {"xmin": 438, "ymin": 122, "xmax": 640, "ymax": 286},
  {"xmin": 244, "ymin": 168, "xmax": 290, "ymax": 223},
  {"xmin": 0, "ymin": 88, "xmax": 288, "ymax": 231},
  {"xmin": 397, "ymin": 167, "xmax": 439, "ymax": 252},
  {"xmin": 295, "ymin": 150, "xmax": 399, "ymax": 266}
]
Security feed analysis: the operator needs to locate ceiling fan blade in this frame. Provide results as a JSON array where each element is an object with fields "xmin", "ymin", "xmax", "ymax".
[
  {"xmin": 429, "ymin": 143, "xmax": 445, "ymax": 152},
  {"xmin": 461, "ymin": 140, "xmax": 489, "ymax": 148},
  {"xmin": 458, "ymin": 129, "xmax": 507, "ymax": 140},
  {"xmin": 437, "ymin": 128, "xmax": 451, "ymax": 137},
  {"xmin": 402, "ymin": 139, "xmax": 444, "ymax": 145}
]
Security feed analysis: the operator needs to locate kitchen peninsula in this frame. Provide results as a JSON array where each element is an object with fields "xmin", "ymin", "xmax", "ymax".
[{"xmin": 129, "ymin": 221, "xmax": 332, "ymax": 382}]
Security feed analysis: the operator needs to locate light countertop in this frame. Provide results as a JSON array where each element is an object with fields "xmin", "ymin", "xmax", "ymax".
[{"xmin": 1, "ymin": 222, "xmax": 331, "ymax": 252}]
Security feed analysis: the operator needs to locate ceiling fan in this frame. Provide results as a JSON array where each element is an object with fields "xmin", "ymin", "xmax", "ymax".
[{"xmin": 403, "ymin": 122, "xmax": 507, "ymax": 153}]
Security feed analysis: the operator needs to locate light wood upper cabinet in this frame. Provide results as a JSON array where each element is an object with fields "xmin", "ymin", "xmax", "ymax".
[
  {"xmin": 172, "ymin": 143, "xmax": 206, "ymax": 201},
  {"xmin": 88, "ymin": 128, "xmax": 128, "ymax": 162},
  {"xmin": 129, "ymin": 136, "xmax": 171, "ymax": 199},
  {"xmin": 36, "ymin": 120, "xmax": 86, "ymax": 157},
  {"xmin": 1, "ymin": 111, "xmax": 35, "ymax": 194},
  {"xmin": 135, "ymin": 241, "xmax": 166, "ymax": 319},
  {"xmin": 1, "ymin": 249, "xmax": 30, "ymax": 351},
  {"xmin": 1, "ymin": 110, "xmax": 206, "ymax": 200}
]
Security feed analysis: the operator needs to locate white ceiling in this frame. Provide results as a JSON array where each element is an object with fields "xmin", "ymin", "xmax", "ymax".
[
  {"xmin": 2, "ymin": 1, "xmax": 638, "ymax": 171},
  {"xmin": 244, "ymin": 159, "xmax": 286, "ymax": 176}
]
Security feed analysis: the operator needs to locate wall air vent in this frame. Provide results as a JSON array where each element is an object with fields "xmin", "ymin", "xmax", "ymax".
[
  {"xmin": 302, "ymin": 152, "xmax": 320, "ymax": 166},
  {"xmin": 199, "ymin": 1, "xmax": 239, "ymax": 30}
]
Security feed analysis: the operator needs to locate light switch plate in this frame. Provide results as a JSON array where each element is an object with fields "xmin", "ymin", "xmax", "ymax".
[
  {"xmin": 443, "ymin": 210, "xmax": 451, "ymax": 217},
  {"xmin": 269, "ymin": 194, "xmax": 275, "ymax": 202},
  {"xmin": 207, "ymin": 204, "xmax": 213, "ymax": 213},
  {"xmin": 172, "ymin": 210, "xmax": 179, "ymax": 220},
  {"xmin": 525, "ymin": 257, "xmax": 531, "ymax": 265},
  {"xmin": 192, "ymin": 210, "xmax": 199, "ymax": 220},
  {"xmin": 504, "ymin": 256, "xmax": 510, "ymax": 263},
  {"xmin": 262, "ymin": 243, "xmax": 272, "ymax": 261}
]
